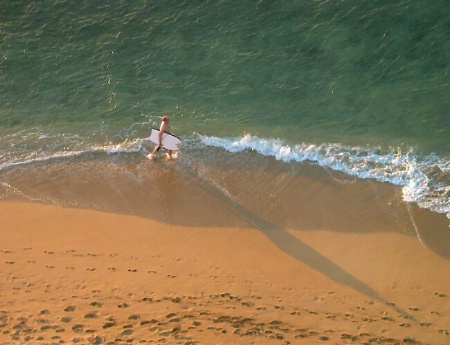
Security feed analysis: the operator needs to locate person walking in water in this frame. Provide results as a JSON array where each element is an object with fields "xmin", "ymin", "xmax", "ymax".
[{"xmin": 149, "ymin": 116, "xmax": 173, "ymax": 159}]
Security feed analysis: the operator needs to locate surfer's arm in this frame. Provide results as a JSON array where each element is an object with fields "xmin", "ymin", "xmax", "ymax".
[
  {"xmin": 158, "ymin": 122, "xmax": 168, "ymax": 146},
  {"xmin": 157, "ymin": 131, "xmax": 163, "ymax": 147}
]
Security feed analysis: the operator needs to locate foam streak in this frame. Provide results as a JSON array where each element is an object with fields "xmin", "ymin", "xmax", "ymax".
[{"xmin": 200, "ymin": 134, "xmax": 450, "ymax": 218}]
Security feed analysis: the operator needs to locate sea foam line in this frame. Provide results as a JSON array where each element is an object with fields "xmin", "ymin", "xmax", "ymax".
[
  {"xmin": 200, "ymin": 134, "xmax": 450, "ymax": 219},
  {"xmin": 0, "ymin": 138, "xmax": 145, "ymax": 171}
]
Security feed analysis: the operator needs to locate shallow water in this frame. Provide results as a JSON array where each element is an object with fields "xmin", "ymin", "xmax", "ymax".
[{"xmin": 1, "ymin": 1, "xmax": 449, "ymax": 224}]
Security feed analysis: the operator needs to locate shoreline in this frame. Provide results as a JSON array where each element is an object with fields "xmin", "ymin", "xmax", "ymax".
[{"xmin": 1, "ymin": 201, "xmax": 449, "ymax": 344}]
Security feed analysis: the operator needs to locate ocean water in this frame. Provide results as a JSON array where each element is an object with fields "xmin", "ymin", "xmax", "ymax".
[{"xmin": 1, "ymin": 0, "xmax": 449, "ymax": 229}]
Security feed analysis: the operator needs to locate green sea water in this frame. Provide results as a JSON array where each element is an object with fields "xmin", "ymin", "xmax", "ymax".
[
  {"xmin": 0, "ymin": 1, "xmax": 449, "ymax": 220},
  {"xmin": 1, "ymin": 1, "xmax": 449, "ymax": 148}
]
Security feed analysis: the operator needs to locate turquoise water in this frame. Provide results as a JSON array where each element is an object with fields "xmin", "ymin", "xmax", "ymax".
[{"xmin": 1, "ymin": 1, "xmax": 449, "ymax": 219}]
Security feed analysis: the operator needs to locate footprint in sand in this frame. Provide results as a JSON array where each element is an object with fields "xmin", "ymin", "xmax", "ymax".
[
  {"xmin": 103, "ymin": 321, "xmax": 116, "ymax": 329},
  {"xmin": 381, "ymin": 316, "xmax": 394, "ymax": 321},
  {"xmin": 84, "ymin": 312, "xmax": 98, "ymax": 319},
  {"xmin": 341, "ymin": 333, "xmax": 359, "ymax": 341},
  {"xmin": 121, "ymin": 328, "xmax": 134, "ymax": 337},
  {"xmin": 102, "ymin": 316, "xmax": 117, "ymax": 329},
  {"xmin": 241, "ymin": 301, "xmax": 254, "ymax": 307},
  {"xmin": 72, "ymin": 324, "xmax": 84, "ymax": 333},
  {"xmin": 64, "ymin": 306, "xmax": 76, "ymax": 312},
  {"xmin": 87, "ymin": 335, "xmax": 103, "ymax": 344},
  {"xmin": 90, "ymin": 301, "xmax": 103, "ymax": 307},
  {"xmin": 142, "ymin": 319, "xmax": 159, "ymax": 326},
  {"xmin": 40, "ymin": 324, "xmax": 53, "ymax": 331},
  {"xmin": 148, "ymin": 326, "xmax": 160, "ymax": 333}
]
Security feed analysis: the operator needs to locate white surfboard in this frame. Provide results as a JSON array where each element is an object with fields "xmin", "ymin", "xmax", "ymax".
[{"xmin": 149, "ymin": 128, "xmax": 181, "ymax": 151}]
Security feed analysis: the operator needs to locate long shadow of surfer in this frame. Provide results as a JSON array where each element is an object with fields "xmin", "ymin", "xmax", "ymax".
[{"xmin": 160, "ymin": 160, "xmax": 414, "ymax": 320}]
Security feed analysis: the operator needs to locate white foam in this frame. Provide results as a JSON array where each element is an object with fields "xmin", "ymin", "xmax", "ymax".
[
  {"xmin": 200, "ymin": 134, "xmax": 450, "ymax": 219},
  {"xmin": 0, "ymin": 138, "xmax": 145, "ymax": 171},
  {"xmin": 2, "ymin": 131, "xmax": 448, "ymax": 219}
]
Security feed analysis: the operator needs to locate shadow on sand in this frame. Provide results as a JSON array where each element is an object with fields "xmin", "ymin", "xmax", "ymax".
[{"xmin": 159, "ymin": 160, "xmax": 414, "ymax": 320}]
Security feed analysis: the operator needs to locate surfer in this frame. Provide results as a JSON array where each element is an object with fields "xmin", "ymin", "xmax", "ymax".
[{"xmin": 149, "ymin": 116, "xmax": 173, "ymax": 159}]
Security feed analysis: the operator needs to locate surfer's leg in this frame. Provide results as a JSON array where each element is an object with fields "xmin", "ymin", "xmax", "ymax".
[
  {"xmin": 152, "ymin": 145, "xmax": 161, "ymax": 155},
  {"xmin": 148, "ymin": 145, "xmax": 161, "ymax": 159}
]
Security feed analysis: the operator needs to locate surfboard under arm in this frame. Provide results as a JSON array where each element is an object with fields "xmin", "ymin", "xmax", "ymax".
[{"xmin": 149, "ymin": 128, "xmax": 181, "ymax": 151}]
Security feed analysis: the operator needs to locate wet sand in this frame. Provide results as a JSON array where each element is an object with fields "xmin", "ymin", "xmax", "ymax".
[{"xmin": 1, "ymin": 200, "xmax": 449, "ymax": 344}]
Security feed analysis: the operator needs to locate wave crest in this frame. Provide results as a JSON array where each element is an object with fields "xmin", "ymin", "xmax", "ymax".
[{"xmin": 200, "ymin": 134, "xmax": 450, "ymax": 218}]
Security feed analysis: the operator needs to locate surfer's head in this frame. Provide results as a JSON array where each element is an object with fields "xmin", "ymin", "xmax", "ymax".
[{"xmin": 162, "ymin": 116, "xmax": 170, "ymax": 123}]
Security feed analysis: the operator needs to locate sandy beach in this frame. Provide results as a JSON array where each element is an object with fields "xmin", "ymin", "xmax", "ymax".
[
  {"xmin": 2, "ymin": 1, "xmax": 450, "ymax": 344},
  {"xmin": 1, "ymin": 199, "xmax": 449, "ymax": 345}
]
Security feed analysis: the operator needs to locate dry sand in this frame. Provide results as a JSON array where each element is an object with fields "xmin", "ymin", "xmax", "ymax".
[{"xmin": 1, "ymin": 201, "xmax": 450, "ymax": 344}]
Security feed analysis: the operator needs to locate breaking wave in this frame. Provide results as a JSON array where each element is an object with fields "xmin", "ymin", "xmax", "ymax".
[{"xmin": 200, "ymin": 134, "xmax": 450, "ymax": 219}]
